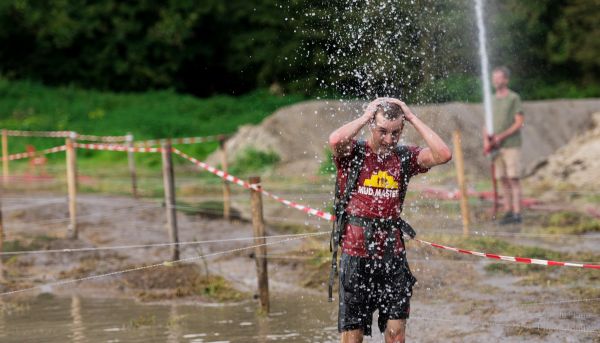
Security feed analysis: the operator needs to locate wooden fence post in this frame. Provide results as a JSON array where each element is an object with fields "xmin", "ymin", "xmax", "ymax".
[
  {"xmin": 162, "ymin": 142, "xmax": 179, "ymax": 261},
  {"xmin": 126, "ymin": 133, "xmax": 138, "ymax": 198},
  {"xmin": 249, "ymin": 176, "xmax": 269, "ymax": 314},
  {"xmin": 453, "ymin": 130, "xmax": 470, "ymax": 235},
  {"xmin": 66, "ymin": 132, "xmax": 78, "ymax": 239},
  {"xmin": 219, "ymin": 138, "xmax": 231, "ymax": 220},
  {"xmin": 2, "ymin": 129, "xmax": 8, "ymax": 185},
  {"xmin": 0, "ymin": 183, "xmax": 5, "ymax": 283}
]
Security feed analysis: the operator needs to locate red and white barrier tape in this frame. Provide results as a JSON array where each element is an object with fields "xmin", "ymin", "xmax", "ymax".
[
  {"xmin": 4, "ymin": 130, "xmax": 126, "ymax": 142},
  {"xmin": 172, "ymin": 148, "xmax": 251, "ymax": 188},
  {"xmin": 74, "ymin": 134, "xmax": 128, "ymax": 143},
  {"xmin": 5, "ymin": 130, "xmax": 73, "ymax": 138},
  {"xmin": 135, "ymin": 134, "xmax": 227, "ymax": 147},
  {"xmin": 172, "ymin": 148, "xmax": 334, "ymax": 220},
  {"xmin": 414, "ymin": 239, "xmax": 600, "ymax": 269},
  {"xmin": 7, "ymin": 145, "xmax": 68, "ymax": 161},
  {"xmin": 173, "ymin": 148, "xmax": 600, "ymax": 271},
  {"xmin": 74, "ymin": 143, "xmax": 162, "ymax": 153},
  {"xmin": 260, "ymin": 189, "xmax": 334, "ymax": 221}
]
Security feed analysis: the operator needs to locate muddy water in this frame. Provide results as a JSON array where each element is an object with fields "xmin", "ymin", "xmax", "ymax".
[{"xmin": 0, "ymin": 294, "xmax": 340, "ymax": 343}]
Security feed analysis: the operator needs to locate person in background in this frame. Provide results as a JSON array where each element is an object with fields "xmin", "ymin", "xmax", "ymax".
[{"xmin": 483, "ymin": 66, "xmax": 525, "ymax": 224}]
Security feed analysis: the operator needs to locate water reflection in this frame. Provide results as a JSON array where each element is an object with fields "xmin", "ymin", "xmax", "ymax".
[
  {"xmin": 1, "ymin": 293, "xmax": 340, "ymax": 342},
  {"xmin": 167, "ymin": 304, "xmax": 182, "ymax": 343},
  {"xmin": 70, "ymin": 295, "xmax": 86, "ymax": 342}
]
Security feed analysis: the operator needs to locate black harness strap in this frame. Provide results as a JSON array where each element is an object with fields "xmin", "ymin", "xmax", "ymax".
[{"xmin": 328, "ymin": 140, "xmax": 366, "ymax": 302}]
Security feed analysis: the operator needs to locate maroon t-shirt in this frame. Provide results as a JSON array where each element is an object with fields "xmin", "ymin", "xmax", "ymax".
[{"xmin": 334, "ymin": 140, "xmax": 429, "ymax": 258}]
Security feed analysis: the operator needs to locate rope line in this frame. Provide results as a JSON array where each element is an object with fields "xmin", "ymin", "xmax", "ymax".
[
  {"xmin": 0, "ymin": 232, "xmax": 329, "ymax": 256},
  {"xmin": 0, "ymin": 233, "xmax": 322, "ymax": 296}
]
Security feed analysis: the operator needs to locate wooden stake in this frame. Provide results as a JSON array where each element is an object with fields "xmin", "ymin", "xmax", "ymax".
[
  {"xmin": 453, "ymin": 130, "xmax": 470, "ymax": 235},
  {"xmin": 250, "ymin": 176, "xmax": 269, "ymax": 314},
  {"xmin": 219, "ymin": 138, "xmax": 231, "ymax": 220},
  {"xmin": 0, "ymin": 182, "xmax": 5, "ymax": 283},
  {"xmin": 1, "ymin": 129, "xmax": 8, "ymax": 185},
  {"xmin": 162, "ymin": 142, "xmax": 179, "ymax": 261},
  {"xmin": 66, "ymin": 133, "xmax": 78, "ymax": 239},
  {"xmin": 126, "ymin": 133, "xmax": 138, "ymax": 198}
]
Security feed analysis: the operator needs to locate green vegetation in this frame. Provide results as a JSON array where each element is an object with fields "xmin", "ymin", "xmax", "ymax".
[
  {"xmin": 541, "ymin": 211, "xmax": 600, "ymax": 235},
  {"xmin": 128, "ymin": 314, "xmax": 157, "ymax": 329},
  {"xmin": 0, "ymin": 79, "xmax": 305, "ymax": 164},
  {"xmin": 319, "ymin": 148, "xmax": 336, "ymax": 175},
  {"xmin": 0, "ymin": 1, "xmax": 597, "ymax": 100},
  {"xmin": 123, "ymin": 264, "xmax": 246, "ymax": 302},
  {"xmin": 177, "ymin": 200, "xmax": 243, "ymax": 220},
  {"xmin": 228, "ymin": 147, "xmax": 280, "ymax": 176},
  {"xmin": 2, "ymin": 235, "xmax": 57, "ymax": 256}
]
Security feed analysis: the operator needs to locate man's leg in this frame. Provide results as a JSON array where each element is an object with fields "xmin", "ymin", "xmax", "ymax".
[
  {"xmin": 500, "ymin": 177, "xmax": 512, "ymax": 213},
  {"xmin": 504, "ymin": 148, "xmax": 522, "ymax": 221},
  {"xmin": 509, "ymin": 177, "xmax": 522, "ymax": 215},
  {"xmin": 384, "ymin": 319, "xmax": 406, "ymax": 343},
  {"xmin": 494, "ymin": 152, "xmax": 511, "ymax": 213},
  {"xmin": 341, "ymin": 329, "xmax": 364, "ymax": 343}
]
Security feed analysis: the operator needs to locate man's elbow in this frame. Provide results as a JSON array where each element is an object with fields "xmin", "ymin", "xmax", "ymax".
[
  {"xmin": 437, "ymin": 147, "xmax": 452, "ymax": 164},
  {"xmin": 328, "ymin": 132, "xmax": 341, "ymax": 150}
]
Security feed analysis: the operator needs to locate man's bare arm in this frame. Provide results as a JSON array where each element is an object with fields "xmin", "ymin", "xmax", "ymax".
[{"xmin": 493, "ymin": 113, "xmax": 524, "ymax": 146}]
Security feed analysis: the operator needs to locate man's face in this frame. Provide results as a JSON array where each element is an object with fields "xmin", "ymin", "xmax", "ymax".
[
  {"xmin": 370, "ymin": 112, "xmax": 404, "ymax": 153},
  {"xmin": 492, "ymin": 70, "xmax": 509, "ymax": 90}
]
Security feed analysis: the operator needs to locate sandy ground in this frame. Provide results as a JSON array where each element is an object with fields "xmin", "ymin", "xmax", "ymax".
[
  {"xmin": 206, "ymin": 99, "xmax": 600, "ymax": 180},
  {"xmin": 0, "ymin": 192, "xmax": 599, "ymax": 342}
]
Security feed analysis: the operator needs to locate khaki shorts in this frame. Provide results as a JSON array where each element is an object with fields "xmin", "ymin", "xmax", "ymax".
[{"xmin": 493, "ymin": 147, "xmax": 521, "ymax": 179}]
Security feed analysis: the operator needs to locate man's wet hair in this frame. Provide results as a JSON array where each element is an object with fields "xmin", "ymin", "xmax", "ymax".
[
  {"xmin": 493, "ymin": 66, "xmax": 510, "ymax": 79},
  {"xmin": 375, "ymin": 102, "xmax": 404, "ymax": 121}
]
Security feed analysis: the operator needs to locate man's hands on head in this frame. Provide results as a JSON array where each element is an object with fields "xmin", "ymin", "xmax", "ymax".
[
  {"xmin": 363, "ymin": 98, "xmax": 387, "ymax": 122},
  {"xmin": 383, "ymin": 98, "xmax": 417, "ymax": 123}
]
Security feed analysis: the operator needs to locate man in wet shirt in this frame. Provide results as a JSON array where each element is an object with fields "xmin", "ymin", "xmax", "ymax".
[{"xmin": 329, "ymin": 98, "xmax": 452, "ymax": 343}]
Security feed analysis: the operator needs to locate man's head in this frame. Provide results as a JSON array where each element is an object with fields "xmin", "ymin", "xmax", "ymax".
[
  {"xmin": 369, "ymin": 102, "xmax": 405, "ymax": 153},
  {"xmin": 492, "ymin": 66, "xmax": 510, "ymax": 90}
]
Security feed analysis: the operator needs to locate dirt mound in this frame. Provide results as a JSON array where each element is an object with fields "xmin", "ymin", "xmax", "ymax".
[
  {"xmin": 208, "ymin": 98, "xmax": 600, "ymax": 179},
  {"xmin": 529, "ymin": 112, "xmax": 600, "ymax": 188}
]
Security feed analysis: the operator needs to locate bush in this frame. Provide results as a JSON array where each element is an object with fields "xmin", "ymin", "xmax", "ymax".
[
  {"xmin": 319, "ymin": 148, "xmax": 336, "ymax": 175},
  {"xmin": 228, "ymin": 147, "xmax": 280, "ymax": 176}
]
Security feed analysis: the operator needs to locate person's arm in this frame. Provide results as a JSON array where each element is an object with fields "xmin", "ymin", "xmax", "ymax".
[
  {"xmin": 394, "ymin": 101, "xmax": 452, "ymax": 168},
  {"xmin": 328, "ymin": 99, "xmax": 381, "ymax": 157},
  {"xmin": 492, "ymin": 113, "xmax": 524, "ymax": 146}
]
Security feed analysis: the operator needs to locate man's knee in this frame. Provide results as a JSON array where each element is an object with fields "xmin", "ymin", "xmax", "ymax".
[
  {"xmin": 508, "ymin": 177, "xmax": 521, "ymax": 187},
  {"xmin": 385, "ymin": 319, "xmax": 406, "ymax": 343}
]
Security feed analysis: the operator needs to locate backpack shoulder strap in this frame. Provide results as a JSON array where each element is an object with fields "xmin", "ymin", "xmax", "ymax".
[
  {"xmin": 395, "ymin": 145, "xmax": 413, "ymax": 206},
  {"xmin": 337, "ymin": 140, "xmax": 366, "ymax": 208},
  {"xmin": 328, "ymin": 139, "xmax": 366, "ymax": 302}
]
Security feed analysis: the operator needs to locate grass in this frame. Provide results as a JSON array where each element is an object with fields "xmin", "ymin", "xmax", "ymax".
[
  {"xmin": 227, "ymin": 147, "xmax": 280, "ymax": 177},
  {"xmin": 2, "ymin": 234, "xmax": 57, "ymax": 255},
  {"xmin": 540, "ymin": 211, "xmax": 600, "ymax": 235},
  {"xmin": 122, "ymin": 263, "xmax": 246, "ymax": 302},
  {"xmin": 426, "ymin": 234, "xmax": 600, "ymax": 292},
  {"xmin": 0, "ymin": 78, "xmax": 306, "ymax": 167}
]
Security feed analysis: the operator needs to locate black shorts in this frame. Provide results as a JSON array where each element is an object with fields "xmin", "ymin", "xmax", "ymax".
[{"xmin": 338, "ymin": 252, "xmax": 416, "ymax": 336}]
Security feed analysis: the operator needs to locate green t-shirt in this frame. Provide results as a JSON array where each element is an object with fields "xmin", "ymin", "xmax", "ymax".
[{"xmin": 492, "ymin": 90, "xmax": 523, "ymax": 148}]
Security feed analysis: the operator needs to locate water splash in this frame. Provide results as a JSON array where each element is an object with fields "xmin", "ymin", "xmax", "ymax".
[{"xmin": 475, "ymin": 0, "xmax": 493, "ymax": 133}]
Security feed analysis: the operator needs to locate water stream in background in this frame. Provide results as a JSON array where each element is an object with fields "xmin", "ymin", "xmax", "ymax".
[
  {"xmin": 0, "ymin": 293, "xmax": 339, "ymax": 343},
  {"xmin": 475, "ymin": 0, "xmax": 494, "ymax": 134}
]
